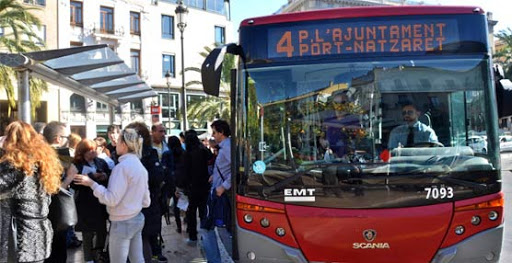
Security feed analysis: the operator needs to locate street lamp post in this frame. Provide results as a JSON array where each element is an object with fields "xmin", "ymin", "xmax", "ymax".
[
  {"xmin": 175, "ymin": 1, "xmax": 188, "ymax": 131},
  {"xmin": 165, "ymin": 70, "xmax": 172, "ymax": 134}
]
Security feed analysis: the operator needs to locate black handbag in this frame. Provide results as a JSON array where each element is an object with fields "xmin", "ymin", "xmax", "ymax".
[
  {"xmin": 48, "ymin": 187, "xmax": 78, "ymax": 231},
  {"xmin": 201, "ymin": 165, "xmax": 231, "ymax": 230}
]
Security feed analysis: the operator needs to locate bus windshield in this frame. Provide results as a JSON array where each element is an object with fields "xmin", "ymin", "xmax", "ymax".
[{"xmin": 241, "ymin": 56, "xmax": 500, "ymax": 208}]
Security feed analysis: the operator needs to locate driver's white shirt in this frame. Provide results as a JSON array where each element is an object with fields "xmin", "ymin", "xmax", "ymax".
[{"xmin": 388, "ymin": 121, "xmax": 438, "ymax": 149}]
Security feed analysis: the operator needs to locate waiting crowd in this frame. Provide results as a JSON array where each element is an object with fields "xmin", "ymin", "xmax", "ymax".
[{"xmin": 0, "ymin": 119, "xmax": 232, "ymax": 263}]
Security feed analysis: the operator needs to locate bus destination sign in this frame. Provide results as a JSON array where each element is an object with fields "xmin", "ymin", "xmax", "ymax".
[{"xmin": 268, "ymin": 19, "xmax": 459, "ymax": 58}]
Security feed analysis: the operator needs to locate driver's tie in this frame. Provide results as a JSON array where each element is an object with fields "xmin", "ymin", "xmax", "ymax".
[{"xmin": 406, "ymin": 126, "xmax": 414, "ymax": 147}]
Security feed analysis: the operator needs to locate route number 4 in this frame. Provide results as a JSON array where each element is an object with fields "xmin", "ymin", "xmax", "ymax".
[{"xmin": 277, "ymin": 31, "xmax": 294, "ymax": 57}]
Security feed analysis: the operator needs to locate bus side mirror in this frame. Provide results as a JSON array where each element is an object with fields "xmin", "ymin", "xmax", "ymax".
[
  {"xmin": 494, "ymin": 64, "xmax": 505, "ymax": 80},
  {"xmin": 201, "ymin": 43, "xmax": 242, "ymax": 96}
]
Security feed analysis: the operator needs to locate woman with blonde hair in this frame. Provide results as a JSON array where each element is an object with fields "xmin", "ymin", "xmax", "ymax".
[
  {"xmin": 0, "ymin": 121, "xmax": 63, "ymax": 263},
  {"xmin": 74, "ymin": 128, "xmax": 150, "ymax": 263},
  {"xmin": 68, "ymin": 133, "xmax": 82, "ymax": 157}
]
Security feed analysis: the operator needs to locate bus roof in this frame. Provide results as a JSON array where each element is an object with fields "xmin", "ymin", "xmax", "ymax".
[{"xmin": 240, "ymin": 6, "xmax": 485, "ymax": 27}]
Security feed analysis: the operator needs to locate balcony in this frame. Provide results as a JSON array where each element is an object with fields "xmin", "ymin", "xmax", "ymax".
[{"xmin": 89, "ymin": 24, "xmax": 125, "ymax": 40}]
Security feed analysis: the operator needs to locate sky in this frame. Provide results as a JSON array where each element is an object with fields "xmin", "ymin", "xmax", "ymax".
[{"xmin": 230, "ymin": 0, "xmax": 512, "ymax": 40}]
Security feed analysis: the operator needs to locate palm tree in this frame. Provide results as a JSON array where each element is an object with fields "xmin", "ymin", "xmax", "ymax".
[
  {"xmin": 187, "ymin": 96, "xmax": 230, "ymax": 124},
  {"xmin": 495, "ymin": 28, "xmax": 512, "ymax": 78},
  {"xmin": 184, "ymin": 45, "xmax": 235, "ymax": 123},
  {"xmin": 0, "ymin": 0, "xmax": 46, "ymax": 119}
]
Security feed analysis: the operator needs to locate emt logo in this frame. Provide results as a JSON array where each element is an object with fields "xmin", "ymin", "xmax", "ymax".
[{"xmin": 284, "ymin": 188, "xmax": 316, "ymax": 202}]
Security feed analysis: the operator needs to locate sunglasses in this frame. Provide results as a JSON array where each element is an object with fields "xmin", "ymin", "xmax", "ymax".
[{"xmin": 402, "ymin": 110, "xmax": 415, "ymax": 116}]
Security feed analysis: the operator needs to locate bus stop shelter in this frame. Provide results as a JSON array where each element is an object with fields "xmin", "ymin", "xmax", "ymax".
[{"xmin": 0, "ymin": 44, "xmax": 156, "ymax": 123}]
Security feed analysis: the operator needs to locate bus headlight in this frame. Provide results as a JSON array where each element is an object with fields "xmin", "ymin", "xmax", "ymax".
[
  {"xmin": 488, "ymin": 211, "xmax": 499, "ymax": 221},
  {"xmin": 471, "ymin": 215, "xmax": 481, "ymax": 225},
  {"xmin": 276, "ymin": 227, "xmax": 286, "ymax": 237},
  {"xmin": 260, "ymin": 217, "xmax": 270, "ymax": 228},
  {"xmin": 454, "ymin": 225, "xmax": 465, "ymax": 235},
  {"xmin": 243, "ymin": 214, "xmax": 253, "ymax": 223}
]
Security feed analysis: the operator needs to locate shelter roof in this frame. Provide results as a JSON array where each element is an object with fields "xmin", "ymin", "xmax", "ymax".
[{"xmin": 0, "ymin": 44, "xmax": 156, "ymax": 106}]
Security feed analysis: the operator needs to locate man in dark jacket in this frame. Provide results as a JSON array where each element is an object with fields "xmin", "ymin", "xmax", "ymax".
[
  {"xmin": 126, "ymin": 122, "xmax": 167, "ymax": 262},
  {"xmin": 43, "ymin": 121, "xmax": 73, "ymax": 263}
]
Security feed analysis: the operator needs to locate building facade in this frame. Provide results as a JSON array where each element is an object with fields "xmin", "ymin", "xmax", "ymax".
[
  {"xmin": 277, "ymin": 0, "xmax": 410, "ymax": 13},
  {"xmin": 59, "ymin": 0, "xmax": 233, "ymax": 137},
  {"xmin": 1, "ymin": 0, "xmax": 232, "ymax": 138}
]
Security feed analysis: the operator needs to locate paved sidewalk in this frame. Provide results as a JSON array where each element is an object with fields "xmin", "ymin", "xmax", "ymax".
[{"xmin": 67, "ymin": 217, "xmax": 233, "ymax": 263}]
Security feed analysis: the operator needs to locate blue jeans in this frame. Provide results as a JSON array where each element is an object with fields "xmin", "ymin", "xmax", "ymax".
[
  {"xmin": 202, "ymin": 227, "xmax": 232, "ymax": 263},
  {"xmin": 109, "ymin": 212, "xmax": 145, "ymax": 263}
]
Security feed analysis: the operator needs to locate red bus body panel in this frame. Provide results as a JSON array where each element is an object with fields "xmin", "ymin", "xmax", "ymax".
[
  {"xmin": 285, "ymin": 204, "xmax": 452, "ymax": 262},
  {"xmin": 241, "ymin": 6, "xmax": 484, "ymax": 27}
]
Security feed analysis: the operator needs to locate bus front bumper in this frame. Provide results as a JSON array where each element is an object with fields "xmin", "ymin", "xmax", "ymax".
[{"xmin": 432, "ymin": 225, "xmax": 503, "ymax": 263}]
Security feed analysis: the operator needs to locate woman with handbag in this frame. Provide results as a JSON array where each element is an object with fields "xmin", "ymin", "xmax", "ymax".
[
  {"xmin": 0, "ymin": 121, "xmax": 62, "ymax": 263},
  {"xmin": 68, "ymin": 139, "xmax": 110, "ymax": 263},
  {"xmin": 73, "ymin": 128, "xmax": 150, "ymax": 263}
]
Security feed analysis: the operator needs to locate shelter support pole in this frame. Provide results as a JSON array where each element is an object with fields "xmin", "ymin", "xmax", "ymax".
[
  {"xmin": 109, "ymin": 105, "xmax": 115, "ymax": 126},
  {"xmin": 17, "ymin": 69, "xmax": 31, "ymax": 124}
]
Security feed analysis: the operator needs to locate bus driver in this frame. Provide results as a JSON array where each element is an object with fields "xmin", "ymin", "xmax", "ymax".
[{"xmin": 388, "ymin": 104, "xmax": 438, "ymax": 149}]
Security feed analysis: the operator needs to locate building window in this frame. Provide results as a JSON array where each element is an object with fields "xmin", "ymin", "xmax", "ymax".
[
  {"xmin": 23, "ymin": 0, "xmax": 45, "ymax": 6},
  {"xmin": 70, "ymin": 94, "xmax": 86, "ymax": 113},
  {"xmin": 130, "ymin": 12, "xmax": 140, "ymax": 35},
  {"xmin": 187, "ymin": 94, "xmax": 207, "ymax": 105},
  {"xmin": 161, "ymin": 15, "xmax": 174, "ymax": 39},
  {"xmin": 207, "ymin": 0, "xmax": 225, "ymax": 15},
  {"xmin": 36, "ymin": 25, "xmax": 46, "ymax": 46},
  {"xmin": 96, "ymin": 102, "xmax": 108, "ymax": 112},
  {"xmin": 215, "ymin": 26, "xmax": 225, "ymax": 44},
  {"xmin": 187, "ymin": 94, "xmax": 208, "ymax": 130},
  {"xmin": 162, "ymin": 54, "xmax": 175, "ymax": 78},
  {"xmin": 130, "ymin": 100, "xmax": 143, "ymax": 114},
  {"xmin": 70, "ymin": 1, "xmax": 83, "ymax": 26},
  {"xmin": 100, "ymin": 6, "xmax": 114, "ymax": 34},
  {"xmin": 0, "ymin": 27, "xmax": 4, "ymax": 36},
  {"xmin": 23, "ymin": 25, "xmax": 45, "ymax": 46},
  {"xmin": 184, "ymin": 0, "xmax": 205, "ymax": 9},
  {"xmin": 131, "ymin": 49, "xmax": 141, "ymax": 76},
  {"xmin": 160, "ymin": 93, "xmax": 179, "ymax": 120}
]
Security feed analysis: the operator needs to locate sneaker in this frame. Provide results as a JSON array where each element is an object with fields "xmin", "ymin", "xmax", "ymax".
[{"xmin": 176, "ymin": 228, "xmax": 182, "ymax": 234}]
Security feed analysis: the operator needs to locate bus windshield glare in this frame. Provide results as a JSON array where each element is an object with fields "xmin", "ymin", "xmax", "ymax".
[{"xmin": 241, "ymin": 57, "xmax": 500, "ymax": 208}]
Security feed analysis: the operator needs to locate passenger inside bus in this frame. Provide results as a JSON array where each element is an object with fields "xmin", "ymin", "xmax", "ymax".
[
  {"xmin": 388, "ymin": 103, "xmax": 439, "ymax": 149},
  {"xmin": 323, "ymin": 90, "xmax": 361, "ymax": 159}
]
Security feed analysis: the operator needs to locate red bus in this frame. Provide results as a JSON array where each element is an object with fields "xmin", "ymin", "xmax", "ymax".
[{"xmin": 202, "ymin": 6, "xmax": 504, "ymax": 263}]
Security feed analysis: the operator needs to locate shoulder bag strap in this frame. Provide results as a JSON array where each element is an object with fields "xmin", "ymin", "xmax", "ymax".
[{"xmin": 216, "ymin": 164, "xmax": 224, "ymax": 182}]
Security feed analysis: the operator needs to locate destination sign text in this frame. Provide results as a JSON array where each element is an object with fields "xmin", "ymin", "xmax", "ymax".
[{"xmin": 268, "ymin": 20, "xmax": 459, "ymax": 58}]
